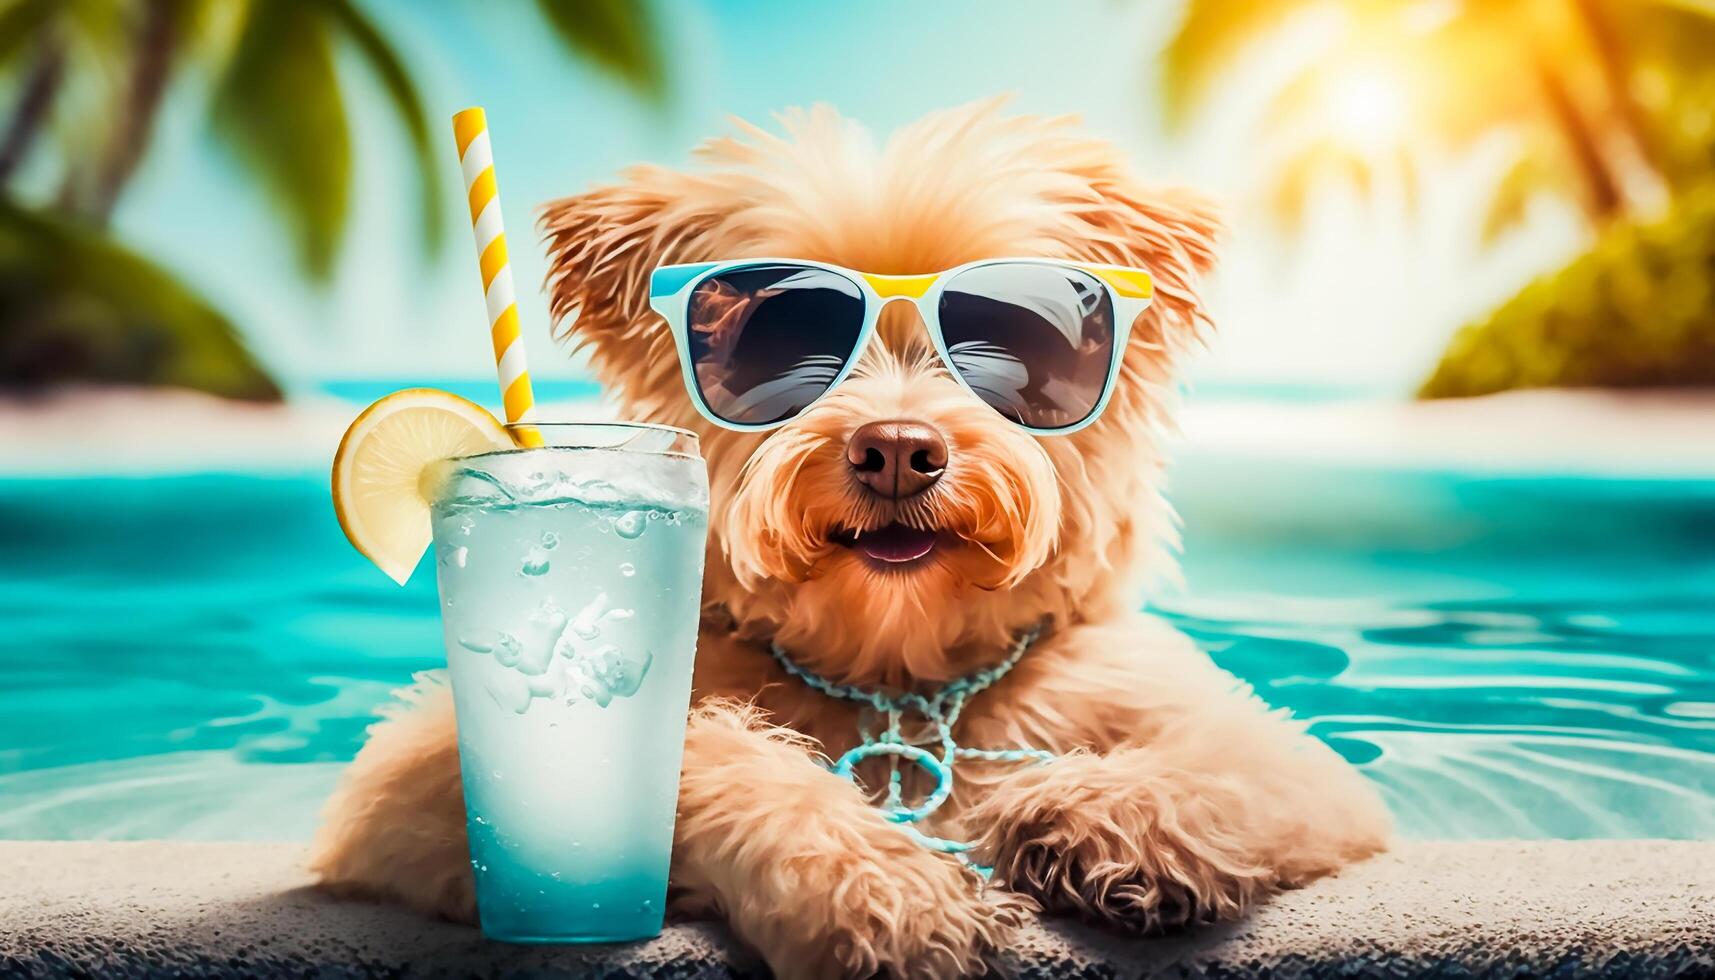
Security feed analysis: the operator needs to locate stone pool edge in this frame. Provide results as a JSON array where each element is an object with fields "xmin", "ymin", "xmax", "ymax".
[{"xmin": 2, "ymin": 840, "xmax": 1711, "ymax": 979}]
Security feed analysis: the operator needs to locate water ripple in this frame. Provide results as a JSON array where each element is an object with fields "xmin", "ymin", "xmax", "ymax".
[
  {"xmin": 2, "ymin": 469, "xmax": 1712, "ymax": 840},
  {"xmin": 1156, "ymin": 592, "xmax": 1715, "ymax": 839}
]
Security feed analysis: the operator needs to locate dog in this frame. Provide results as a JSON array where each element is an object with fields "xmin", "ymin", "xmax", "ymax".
[{"xmin": 309, "ymin": 98, "xmax": 1391, "ymax": 979}]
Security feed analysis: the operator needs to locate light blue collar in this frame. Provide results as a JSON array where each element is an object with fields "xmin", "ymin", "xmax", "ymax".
[{"xmin": 767, "ymin": 625, "xmax": 1057, "ymax": 863}]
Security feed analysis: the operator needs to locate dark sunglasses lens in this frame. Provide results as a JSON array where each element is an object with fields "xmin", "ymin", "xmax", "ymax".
[
  {"xmin": 686, "ymin": 265, "xmax": 866, "ymax": 426},
  {"xmin": 938, "ymin": 263, "xmax": 1117, "ymax": 430}
]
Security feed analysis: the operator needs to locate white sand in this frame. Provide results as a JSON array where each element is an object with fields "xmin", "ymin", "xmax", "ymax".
[
  {"xmin": 3, "ymin": 385, "xmax": 1713, "ymax": 477},
  {"xmin": 0, "ymin": 387, "xmax": 621, "ymax": 476},
  {"xmin": 1174, "ymin": 388, "xmax": 1715, "ymax": 477}
]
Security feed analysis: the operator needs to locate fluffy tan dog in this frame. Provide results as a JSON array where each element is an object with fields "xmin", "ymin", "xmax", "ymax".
[{"xmin": 310, "ymin": 98, "xmax": 1391, "ymax": 979}]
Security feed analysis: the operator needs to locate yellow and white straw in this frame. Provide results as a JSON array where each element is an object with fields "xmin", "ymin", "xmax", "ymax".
[{"xmin": 453, "ymin": 107, "xmax": 542, "ymax": 447}]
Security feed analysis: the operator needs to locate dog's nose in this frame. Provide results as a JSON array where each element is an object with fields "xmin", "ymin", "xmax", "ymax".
[{"xmin": 846, "ymin": 420, "xmax": 948, "ymax": 499}]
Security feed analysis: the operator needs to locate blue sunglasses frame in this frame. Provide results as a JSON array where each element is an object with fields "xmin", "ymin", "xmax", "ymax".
[{"xmin": 646, "ymin": 257, "xmax": 1155, "ymax": 436}]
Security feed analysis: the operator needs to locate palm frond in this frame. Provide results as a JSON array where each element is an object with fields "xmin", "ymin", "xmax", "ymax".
[
  {"xmin": 0, "ymin": 199, "xmax": 280, "ymax": 399},
  {"xmin": 1480, "ymin": 149, "xmax": 1570, "ymax": 246},
  {"xmin": 535, "ymin": 0, "xmax": 666, "ymax": 103},
  {"xmin": 1394, "ymin": 144, "xmax": 1420, "ymax": 220},
  {"xmin": 211, "ymin": 0, "xmax": 350, "ymax": 279},
  {"xmin": 1263, "ymin": 138, "xmax": 1378, "ymax": 230},
  {"xmin": 1161, "ymin": 0, "xmax": 1353, "ymax": 130},
  {"xmin": 0, "ymin": 0, "xmax": 58, "ymax": 67},
  {"xmin": 317, "ymin": 0, "xmax": 442, "ymax": 254}
]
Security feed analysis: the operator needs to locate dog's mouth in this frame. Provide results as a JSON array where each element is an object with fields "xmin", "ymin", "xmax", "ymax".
[{"xmin": 831, "ymin": 522, "xmax": 941, "ymax": 567}]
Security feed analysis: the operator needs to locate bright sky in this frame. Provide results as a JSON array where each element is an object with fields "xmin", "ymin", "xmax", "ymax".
[{"xmin": 110, "ymin": 0, "xmax": 1585, "ymax": 397}]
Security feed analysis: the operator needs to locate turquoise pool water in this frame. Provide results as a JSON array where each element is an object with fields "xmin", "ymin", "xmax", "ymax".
[{"xmin": 2, "ymin": 454, "xmax": 1712, "ymax": 840}]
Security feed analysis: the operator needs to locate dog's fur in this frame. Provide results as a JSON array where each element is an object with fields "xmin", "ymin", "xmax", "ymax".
[{"xmin": 310, "ymin": 99, "xmax": 1391, "ymax": 979}]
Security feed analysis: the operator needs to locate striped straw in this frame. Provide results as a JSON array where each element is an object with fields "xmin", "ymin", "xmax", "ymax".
[{"xmin": 452, "ymin": 107, "xmax": 542, "ymax": 447}]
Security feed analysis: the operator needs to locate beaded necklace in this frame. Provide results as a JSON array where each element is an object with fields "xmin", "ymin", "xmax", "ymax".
[{"xmin": 767, "ymin": 626, "xmax": 1057, "ymax": 864}]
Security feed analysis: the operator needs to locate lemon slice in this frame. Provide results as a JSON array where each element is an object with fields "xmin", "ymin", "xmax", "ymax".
[{"xmin": 332, "ymin": 388, "xmax": 513, "ymax": 584}]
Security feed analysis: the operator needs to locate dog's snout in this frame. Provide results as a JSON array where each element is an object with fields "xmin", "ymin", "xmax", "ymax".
[{"xmin": 846, "ymin": 420, "xmax": 948, "ymax": 499}]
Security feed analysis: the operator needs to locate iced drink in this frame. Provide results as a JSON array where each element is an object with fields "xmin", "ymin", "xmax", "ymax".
[{"xmin": 426, "ymin": 423, "xmax": 708, "ymax": 943}]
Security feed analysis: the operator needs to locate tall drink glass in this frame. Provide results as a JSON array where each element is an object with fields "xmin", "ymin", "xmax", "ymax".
[{"xmin": 425, "ymin": 422, "xmax": 708, "ymax": 943}]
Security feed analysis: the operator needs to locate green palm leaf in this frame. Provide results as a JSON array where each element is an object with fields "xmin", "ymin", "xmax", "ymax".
[
  {"xmin": 211, "ymin": 0, "xmax": 350, "ymax": 279},
  {"xmin": 317, "ymin": 0, "xmax": 442, "ymax": 254},
  {"xmin": 0, "ymin": 199, "xmax": 280, "ymax": 399},
  {"xmin": 0, "ymin": 0, "xmax": 58, "ymax": 68},
  {"xmin": 535, "ymin": 0, "xmax": 666, "ymax": 102}
]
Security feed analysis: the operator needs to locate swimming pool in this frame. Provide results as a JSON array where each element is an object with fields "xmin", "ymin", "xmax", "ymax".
[{"xmin": 2, "ymin": 444, "xmax": 1712, "ymax": 840}]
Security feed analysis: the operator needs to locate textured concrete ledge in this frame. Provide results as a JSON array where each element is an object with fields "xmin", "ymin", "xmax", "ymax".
[{"xmin": 2, "ymin": 840, "xmax": 1711, "ymax": 978}]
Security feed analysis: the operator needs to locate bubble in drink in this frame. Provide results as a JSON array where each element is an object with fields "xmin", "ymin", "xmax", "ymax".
[
  {"xmin": 540, "ymin": 531, "xmax": 559, "ymax": 550},
  {"xmin": 619, "ymin": 562, "xmax": 635, "ymax": 577},
  {"xmin": 614, "ymin": 511, "xmax": 646, "ymax": 539}
]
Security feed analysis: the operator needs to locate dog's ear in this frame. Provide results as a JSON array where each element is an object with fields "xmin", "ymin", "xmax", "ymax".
[
  {"xmin": 1068, "ymin": 178, "xmax": 1222, "ymax": 356},
  {"xmin": 539, "ymin": 166, "xmax": 738, "ymax": 416}
]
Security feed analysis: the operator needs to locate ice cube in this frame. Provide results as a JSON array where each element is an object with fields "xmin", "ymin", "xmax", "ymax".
[
  {"xmin": 553, "ymin": 628, "xmax": 581, "ymax": 661},
  {"xmin": 520, "ymin": 546, "xmax": 550, "ymax": 577},
  {"xmin": 565, "ymin": 643, "xmax": 654, "ymax": 707},
  {"xmin": 606, "ymin": 648, "xmax": 652, "ymax": 699},
  {"xmin": 486, "ymin": 670, "xmax": 532, "ymax": 714},
  {"xmin": 526, "ymin": 669, "xmax": 566, "ymax": 700},
  {"xmin": 516, "ymin": 644, "xmax": 554, "ymax": 676},
  {"xmin": 569, "ymin": 591, "xmax": 609, "ymax": 641},
  {"xmin": 493, "ymin": 633, "xmax": 522, "ymax": 667},
  {"xmin": 513, "ymin": 600, "xmax": 567, "ymax": 675}
]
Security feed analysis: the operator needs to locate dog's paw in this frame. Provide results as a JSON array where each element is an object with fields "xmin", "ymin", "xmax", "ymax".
[
  {"xmin": 432, "ymin": 865, "xmax": 479, "ymax": 926},
  {"xmin": 971, "ymin": 755, "xmax": 1274, "ymax": 934},
  {"xmin": 315, "ymin": 860, "xmax": 478, "ymax": 926},
  {"xmin": 740, "ymin": 831, "xmax": 1025, "ymax": 980}
]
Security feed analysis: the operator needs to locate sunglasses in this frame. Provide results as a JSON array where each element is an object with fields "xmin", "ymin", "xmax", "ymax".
[{"xmin": 647, "ymin": 258, "xmax": 1154, "ymax": 435}]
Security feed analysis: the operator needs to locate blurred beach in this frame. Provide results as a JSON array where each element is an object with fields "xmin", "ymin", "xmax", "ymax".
[{"xmin": 6, "ymin": 384, "xmax": 1712, "ymax": 478}]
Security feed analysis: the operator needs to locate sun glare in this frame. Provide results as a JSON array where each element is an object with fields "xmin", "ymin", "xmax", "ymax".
[{"xmin": 1322, "ymin": 63, "xmax": 1412, "ymax": 152}]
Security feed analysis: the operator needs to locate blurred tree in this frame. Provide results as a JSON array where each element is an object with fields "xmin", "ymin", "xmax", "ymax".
[
  {"xmin": 1420, "ymin": 184, "xmax": 1715, "ymax": 396},
  {"xmin": 536, "ymin": 0, "xmax": 667, "ymax": 106},
  {"xmin": 1164, "ymin": 0, "xmax": 1715, "ymax": 395},
  {"xmin": 0, "ymin": 198, "xmax": 280, "ymax": 400},
  {"xmin": 1162, "ymin": 0, "xmax": 1715, "ymax": 241},
  {"xmin": 0, "ymin": 0, "xmax": 666, "ymax": 398}
]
